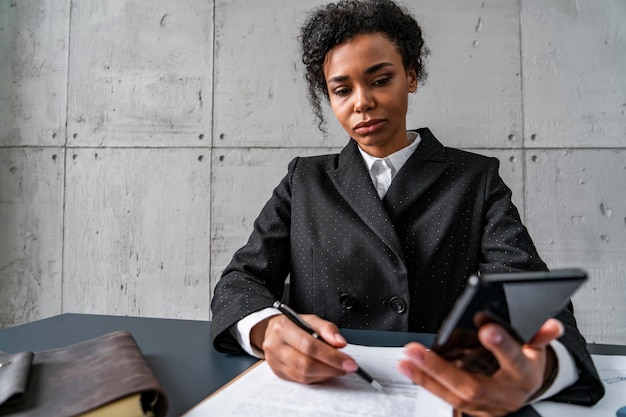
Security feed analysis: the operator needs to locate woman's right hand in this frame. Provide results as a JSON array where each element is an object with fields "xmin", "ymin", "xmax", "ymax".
[{"xmin": 250, "ymin": 314, "xmax": 358, "ymax": 384}]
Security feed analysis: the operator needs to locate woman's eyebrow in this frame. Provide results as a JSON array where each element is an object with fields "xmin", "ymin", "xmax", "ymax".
[
  {"xmin": 327, "ymin": 74, "xmax": 349, "ymax": 83},
  {"xmin": 327, "ymin": 62, "xmax": 394, "ymax": 84},
  {"xmin": 364, "ymin": 62, "xmax": 393, "ymax": 74}
]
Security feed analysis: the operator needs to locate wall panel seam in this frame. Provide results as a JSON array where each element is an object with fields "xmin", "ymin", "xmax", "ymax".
[
  {"xmin": 208, "ymin": 0, "xmax": 217, "ymax": 312},
  {"xmin": 60, "ymin": 0, "xmax": 75, "ymax": 313},
  {"xmin": 518, "ymin": 0, "xmax": 528, "ymax": 224}
]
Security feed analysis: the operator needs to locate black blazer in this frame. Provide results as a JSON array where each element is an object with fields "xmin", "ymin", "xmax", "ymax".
[{"xmin": 211, "ymin": 128, "xmax": 603, "ymax": 404}]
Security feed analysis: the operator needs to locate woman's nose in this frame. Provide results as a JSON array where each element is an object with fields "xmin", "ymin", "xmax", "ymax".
[{"xmin": 354, "ymin": 87, "xmax": 374, "ymax": 113}]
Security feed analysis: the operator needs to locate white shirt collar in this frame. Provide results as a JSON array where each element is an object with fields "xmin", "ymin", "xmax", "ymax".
[{"xmin": 358, "ymin": 131, "xmax": 421, "ymax": 178}]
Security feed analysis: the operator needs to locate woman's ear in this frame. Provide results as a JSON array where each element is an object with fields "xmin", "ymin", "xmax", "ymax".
[{"xmin": 407, "ymin": 68, "xmax": 418, "ymax": 93}]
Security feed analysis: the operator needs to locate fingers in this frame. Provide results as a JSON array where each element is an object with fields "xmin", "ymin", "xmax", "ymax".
[
  {"xmin": 398, "ymin": 344, "xmax": 490, "ymax": 406},
  {"xmin": 477, "ymin": 324, "xmax": 545, "ymax": 397},
  {"xmin": 478, "ymin": 320, "xmax": 559, "ymax": 376},
  {"xmin": 528, "ymin": 318, "xmax": 564, "ymax": 346},
  {"xmin": 399, "ymin": 325, "xmax": 554, "ymax": 417},
  {"xmin": 478, "ymin": 324, "xmax": 525, "ymax": 370},
  {"xmin": 303, "ymin": 314, "xmax": 348, "ymax": 349},
  {"xmin": 398, "ymin": 343, "xmax": 514, "ymax": 416},
  {"xmin": 398, "ymin": 343, "xmax": 471, "ymax": 397},
  {"xmin": 261, "ymin": 314, "xmax": 357, "ymax": 384}
]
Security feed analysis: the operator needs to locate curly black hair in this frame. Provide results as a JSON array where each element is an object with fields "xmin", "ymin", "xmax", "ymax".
[{"xmin": 300, "ymin": 0, "xmax": 428, "ymax": 130}]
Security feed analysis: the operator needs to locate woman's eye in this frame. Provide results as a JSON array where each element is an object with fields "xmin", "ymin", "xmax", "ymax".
[
  {"xmin": 373, "ymin": 77, "xmax": 391, "ymax": 86},
  {"xmin": 334, "ymin": 88, "xmax": 350, "ymax": 96}
]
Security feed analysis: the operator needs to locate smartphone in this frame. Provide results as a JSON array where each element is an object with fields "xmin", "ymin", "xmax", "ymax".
[{"xmin": 431, "ymin": 269, "xmax": 587, "ymax": 374}]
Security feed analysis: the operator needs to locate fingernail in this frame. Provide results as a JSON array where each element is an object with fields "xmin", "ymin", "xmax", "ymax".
[
  {"xmin": 334, "ymin": 333, "xmax": 346, "ymax": 344},
  {"xmin": 342, "ymin": 359, "xmax": 358, "ymax": 372},
  {"xmin": 488, "ymin": 328, "xmax": 503, "ymax": 345},
  {"xmin": 406, "ymin": 348, "xmax": 424, "ymax": 364}
]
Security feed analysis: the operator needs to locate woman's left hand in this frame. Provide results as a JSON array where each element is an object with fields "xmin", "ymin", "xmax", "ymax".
[{"xmin": 397, "ymin": 318, "xmax": 563, "ymax": 417}]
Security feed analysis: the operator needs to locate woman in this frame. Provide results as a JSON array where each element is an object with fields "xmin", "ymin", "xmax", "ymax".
[{"xmin": 211, "ymin": 1, "xmax": 603, "ymax": 415}]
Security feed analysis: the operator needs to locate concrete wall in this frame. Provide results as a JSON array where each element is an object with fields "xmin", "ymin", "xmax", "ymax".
[{"xmin": 0, "ymin": 0, "xmax": 624, "ymax": 344}]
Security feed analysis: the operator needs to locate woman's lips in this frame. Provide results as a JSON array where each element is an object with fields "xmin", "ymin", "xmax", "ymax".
[{"xmin": 354, "ymin": 119, "xmax": 386, "ymax": 135}]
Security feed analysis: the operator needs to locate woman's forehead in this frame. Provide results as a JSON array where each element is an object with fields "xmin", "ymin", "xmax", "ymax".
[{"xmin": 323, "ymin": 33, "xmax": 403, "ymax": 79}]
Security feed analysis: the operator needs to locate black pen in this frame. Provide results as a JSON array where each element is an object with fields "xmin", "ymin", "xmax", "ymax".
[{"xmin": 272, "ymin": 300, "xmax": 384, "ymax": 392}]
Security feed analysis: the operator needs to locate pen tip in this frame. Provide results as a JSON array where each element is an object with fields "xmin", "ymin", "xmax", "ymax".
[{"xmin": 371, "ymin": 380, "xmax": 384, "ymax": 392}]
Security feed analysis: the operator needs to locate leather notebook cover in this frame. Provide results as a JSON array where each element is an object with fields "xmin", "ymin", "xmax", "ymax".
[{"xmin": 0, "ymin": 331, "xmax": 168, "ymax": 417}]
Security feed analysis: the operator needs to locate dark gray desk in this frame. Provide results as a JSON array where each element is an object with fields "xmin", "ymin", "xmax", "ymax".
[{"xmin": 0, "ymin": 314, "xmax": 622, "ymax": 416}]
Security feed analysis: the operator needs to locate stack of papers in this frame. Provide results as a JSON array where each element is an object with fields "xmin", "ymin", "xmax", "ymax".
[
  {"xmin": 184, "ymin": 344, "xmax": 452, "ymax": 417},
  {"xmin": 185, "ymin": 346, "xmax": 626, "ymax": 417}
]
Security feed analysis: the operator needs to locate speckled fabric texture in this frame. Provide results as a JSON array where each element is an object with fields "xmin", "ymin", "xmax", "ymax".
[{"xmin": 210, "ymin": 128, "xmax": 603, "ymax": 404}]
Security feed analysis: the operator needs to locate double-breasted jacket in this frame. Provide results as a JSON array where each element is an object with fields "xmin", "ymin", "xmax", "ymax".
[{"xmin": 211, "ymin": 128, "xmax": 603, "ymax": 404}]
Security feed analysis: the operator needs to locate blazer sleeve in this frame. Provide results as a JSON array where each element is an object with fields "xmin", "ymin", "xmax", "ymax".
[
  {"xmin": 479, "ymin": 158, "xmax": 604, "ymax": 405},
  {"xmin": 210, "ymin": 158, "xmax": 297, "ymax": 354},
  {"xmin": 478, "ymin": 157, "xmax": 547, "ymax": 274}
]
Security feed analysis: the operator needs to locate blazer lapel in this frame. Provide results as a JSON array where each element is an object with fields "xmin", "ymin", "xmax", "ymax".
[
  {"xmin": 326, "ymin": 140, "xmax": 405, "ymax": 260},
  {"xmin": 383, "ymin": 128, "xmax": 449, "ymax": 220}
]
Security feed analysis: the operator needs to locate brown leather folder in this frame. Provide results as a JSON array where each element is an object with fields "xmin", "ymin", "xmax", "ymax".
[{"xmin": 0, "ymin": 331, "xmax": 168, "ymax": 417}]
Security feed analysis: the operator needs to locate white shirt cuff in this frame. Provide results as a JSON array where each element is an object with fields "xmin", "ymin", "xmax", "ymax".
[
  {"xmin": 531, "ymin": 340, "xmax": 579, "ymax": 402},
  {"xmin": 230, "ymin": 307, "xmax": 281, "ymax": 358}
]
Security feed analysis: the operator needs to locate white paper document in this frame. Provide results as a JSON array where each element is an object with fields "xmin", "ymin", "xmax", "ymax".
[
  {"xmin": 533, "ymin": 354, "xmax": 626, "ymax": 416},
  {"xmin": 184, "ymin": 344, "xmax": 452, "ymax": 417}
]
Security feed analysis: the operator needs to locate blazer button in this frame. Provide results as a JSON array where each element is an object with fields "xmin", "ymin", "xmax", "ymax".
[
  {"xmin": 389, "ymin": 296, "xmax": 407, "ymax": 314},
  {"xmin": 339, "ymin": 293, "xmax": 354, "ymax": 310}
]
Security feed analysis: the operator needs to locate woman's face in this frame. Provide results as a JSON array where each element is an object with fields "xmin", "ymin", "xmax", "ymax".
[{"xmin": 323, "ymin": 32, "xmax": 417, "ymax": 158}]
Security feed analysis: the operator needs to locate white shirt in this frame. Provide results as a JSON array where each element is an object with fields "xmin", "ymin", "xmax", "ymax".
[
  {"xmin": 230, "ymin": 132, "xmax": 577, "ymax": 401},
  {"xmin": 358, "ymin": 130, "xmax": 421, "ymax": 199}
]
